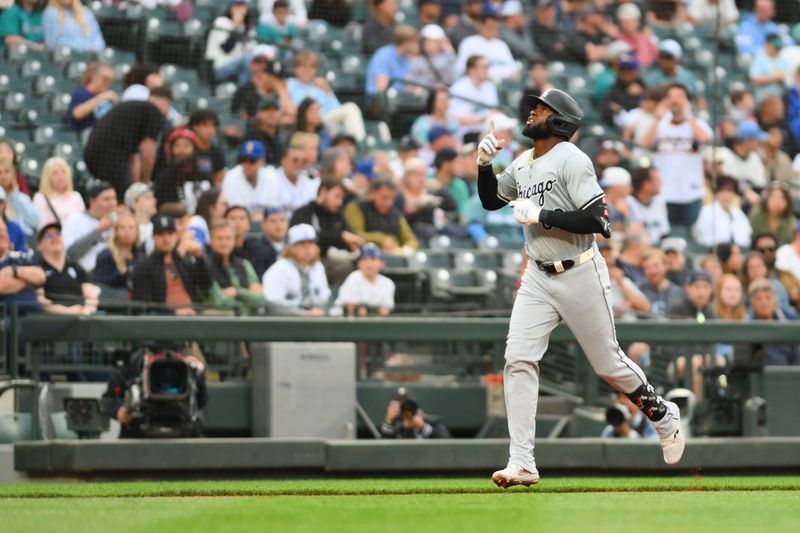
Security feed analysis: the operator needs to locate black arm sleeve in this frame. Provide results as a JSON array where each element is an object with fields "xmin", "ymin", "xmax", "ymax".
[
  {"xmin": 478, "ymin": 164, "xmax": 507, "ymax": 211},
  {"xmin": 539, "ymin": 198, "xmax": 611, "ymax": 238}
]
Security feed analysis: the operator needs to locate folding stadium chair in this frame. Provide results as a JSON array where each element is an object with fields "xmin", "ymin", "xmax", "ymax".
[
  {"xmin": 409, "ymin": 249, "xmax": 453, "ymax": 270},
  {"xmin": 453, "ymin": 250, "xmax": 502, "ymax": 271},
  {"xmin": 3, "ymin": 92, "xmax": 27, "ymax": 113},
  {"xmin": 380, "ymin": 255, "xmax": 428, "ymax": 313},
  {"xmin": 65, "ymin": 61, "xmax": 89, "ymax": 82},
  {"xmin": 4, "ymin": 43, "xmax": 47, "ymax": 64},
  {"xmin": 427, "ymin": 234, "xmax": 475, "ymax": 251}
]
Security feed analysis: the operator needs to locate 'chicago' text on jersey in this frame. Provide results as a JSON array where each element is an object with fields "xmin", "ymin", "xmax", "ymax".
[{"xmin": 517, "ymin": 178, "xmax": 557, "ymax": 206}]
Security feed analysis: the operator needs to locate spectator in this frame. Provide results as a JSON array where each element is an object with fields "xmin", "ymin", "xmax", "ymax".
[
  {"xmin": 334, "ymin": 243, "xmax": 395, "ymax": 317},
  {"xmin": 362, "ymin": 0, "xmax": 397, "ymax": 55},
  {"xmin": 63, "ymin": 181, "xmax": 121, "ymax": 273},
  {"xmin": 124, "ymin": 183, "xmax": 156, "ymax": 253},
  {"xmin": 759, "ymin": 127, "xmax": 794, "ymax": 186},
  {"xmin": 258, "ymin": 0, "xmax": 307, "ymax": 27},
  {"xmin": 244, "ymin": 207, "xmax": 287, "ymax": 277},
  {"xmin": 0, "ymin": 189, "xmax": 27, "ymax": 253},
  {"xmin": 0, "ymin": 0, "xmax": 45, "ymax": 49},
  {"xmin": 153, "ymin": 128, "xmax": 204, "ymax": 211},
  {"xmin": 256, "ymin": 0, "xmax": 298, "ymax": 47},
  {"xmin": 600, "ymin": 166, "xmax": 633, "ymax": 231},
  {"xmin": 591, "ymin": 39, "xmax": 634, "ymax": 106},
  {"xmin": 788, "ymin": 67, "xmax": 800, "ymax": 150},
  {"xmin": 660, "ymin": 237, "xmax": 689, "ymax": 286},
  {"xmin": 594, "ymin": 140, "xmax": 626, "ymax": 178},
  {"xmin": 742, "ymin": 251, "xmax": 792, "ymax": 311},
  {"xmin": 432, "ymin": 148, "xmax": 470, "ymax": 220},
  {"xmin": 189, "ymin": 187, "xmax": 228, "ymax": 247},
  {"xmin": 0, "ymin": 157, "xmax": 37, "ymax": 236},
  {"xmin": 318, "ymin": 147, "xmax": 352, "ymax": 187},
  {"xmin": 344, "ymin": 178, "xmax": 419, "ymax": 254},
  {"xmin": 222, "ymin": 140, "xmax": 276, "ymax": 217},
  {"xmin": 395, "ymin": 158, "xmax": 456, "ymax": 245},
  {"xmin": 627, "ymin": 165, "xmax": 670, "ymax": 246},
  {"xmin": 380, "ymin": 391, "xmax": 450, "ymax": 438},
  {"xmin": 0, "ymin": 218, "xmax": 45, "ymax": 313},
  {"xmin": 617, "ymin": 230, "xmax": 648, "ymax": 284},
  {"xmin": 498, "ymin": 0, "xmax": 536, "ymax": 60},
  {"xmin": 758, "ymin": 94, "xmax": 796, "ymax": 157},
  {"xmin": 205, "ymin": 220, "xmax": 266, "ymax": 314},
  {"xmin": 602, "ymin": 53, "xmax": 644, "ymax": 127},
  {"xmin": 715, "ymin": 121, "xmax": 769, "ymax": 208},
  {"xmin": 447, "ymin": 0, "xmax": 482, "ymax": 49},
  {"xmin": 407, "ymin": 24, "xmax": 458, "ymax": 89},
  {"xmin": 667, "ymin": 270, "xmax": 715, "ymax": 320},
  {"xmin": 614, "ymin": 2, "xmax": 658, "ymax": 68},
  {"xmin": 262, "ymin": 223, "xmax": 329, "ymax": 314},
  {"xmin": 749, "ymin": 33, "xmax": 790, "ymax": 104},
  {"xmin": 775, "ymin": 223, "xmax": 800, "ymax": 279},
  {"xmin": 641, "ymin": 84, "xmax": 712, "ymax": 229},
  {"xmin": 714, "ymin": 273, "xmax": 746, "ymax": 320},
  {"xmin": 530, "ymin": 0, "xmax": 571, "ymax": 61},
  {"xmin": 687, "ymin": 0, "xmax": 738, "ymax": 27},
  {"xmin": 419, "ymin": 125, "xmax": 456, "ymax": 167},
  {"xmin": 224, "ymin": 205, "xmax": 251, "ymax": 255},
  {"xmin": 737, "ymin": 0, "xmax": 782, "ymax": 56},
  {"xmin": 647, "ymin": 0, "xmax": 687, "ymax": 28},
  {"xmin": 83, "ymin": 87, "xmax": 170, "ymax": 200},
  {"xmin": 599, "ymin": 239, "xmax": 650, "ymax": 319},
  {"xmin": 753, "ymin": 231, "xmax": 800, "ymax": 308},
  {"xmin": 749, "ymin": 183, "xmax": 797, "ymax": 245},
  {"xmin": 0, "ymin": 138, "xmax": 30, "ymax": 196},
  {"xmin": 67, "ymin": 62, "xmax": 117, "ymax": 135},
  {"xmin": 242, "ymin": 96, "xmax": 291, "ymax": 166},
  {"xmin": 36, "ymin": 221, "xmax": 98, "ymax": 315},
  {"xmin": 456, "ymin": 4, "xmax": 517, "ymax": 80},
  {"xmin": 365, "ymin": 25, "xmax": 420, "ymax": 104},
  {"xmin": 693, "ymin": 176, "xmax": 752, "ymax": 249},
  {"xmin": 206, "ymin": 0, "xmax": 257, "ymax": 84},
  {"xmin": 637, "ymin": 248, "xmax": 686, "ymax": 317},
  {"xmin": 716, "ymin": 242, "xmax": 744, "ymax": 276},
  {"xmin": 308, "ymin": 0, "xmax": 350, "ymax": 27},
  {"xmin": 410, "ymin": 88, "xmax": 462, "ymax": 150},
  {"xmin": 42, "ymin": 0, "xmax": 104, "ymax": 52},
  {"xmin": 413, "ymin": 0, "xmax": 441, "ymax": 30},
  {"xmin": 569, "ymin": 4, "xmax": 615, "ymax": 64},
  {"xmin": 449, "ymin": 55, "xmax": 499, "ymax": 132},
  {"xmin": 232, "ymin": 55, "xmax": 295, "ymax": 122},
  {"xmin": 188, "ymin": 110, "xmax": 226, "ymax": 185},
  {"xmin": 643, "ymin": 40, "xmax": 702, "ymax": 108},
  {"xmin": 94, "ymin": 213, "xmax": 143, "ymax": 291},
  {"xmin": 264, "ymin": 143, "xmax": 320, "ymax": 216},
  {"xmin": 286, "ymin": 51, "xmax": 367, "ymax": 142},
  {"xmin": 701, "ymin": 253, "xmax": 724, "ymax": 286},
  {"xmin": 517, "ymin": 56, "xmax": 553, "ymax": 124},
  {"xmin": 32, "ymin": 157, "xmax": 85, "ymax": 230},
  {"xmin": 131, "ymin": 215, "xmax": 211, "ymax": 315},
  {"xmin": 747, "ymin": 279, "xmax": 800, "ymax": 365},
  {"xmin": 295, "ymin": 97, "xmax": 331, "ymax": 154},
  {"xmin": 290, "ymin": 179, "xmax": 363, "ymax": 256},
  {"xmin": 721, "ymin": 87, "xmax": 757, "ymax": 139},
  {"xmin": 290, "ymin": 131, "xmax": 321, "ymax": 175},
  {"xmin": 120, "ymin": 64, "xmax": 182, "ymax": 127},
  {"xmin": 601, "ymin": 391, "xmax": 657, "ymax": 439}
]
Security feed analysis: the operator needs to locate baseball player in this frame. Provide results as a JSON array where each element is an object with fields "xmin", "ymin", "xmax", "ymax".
[{"xmin": 478, "ymin": 89, "xmax": 684, "ymax": 488}]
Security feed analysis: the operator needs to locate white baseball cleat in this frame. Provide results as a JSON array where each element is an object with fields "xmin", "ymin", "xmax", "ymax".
[
  {"xmin": 660, "ymin": 401, "xmax": 685, "ymax": 465},
  {"xmin": 491, "ymin": 465, "xmax": 540, "ymax": 488}
]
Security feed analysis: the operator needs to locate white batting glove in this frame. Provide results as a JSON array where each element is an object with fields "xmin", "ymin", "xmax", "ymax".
[
  {"xmin": 509, "ymin": 198, "xmax": 541, "ymax": 225},
  {"xmin": 476, "ymin": 120, "xmax": 505, "ymax": 166}
]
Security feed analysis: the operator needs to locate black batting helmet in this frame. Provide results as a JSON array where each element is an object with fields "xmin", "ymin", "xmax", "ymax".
[{"xmin": 526, "ymin": 88, "xmax": 583, "ymax": 139}]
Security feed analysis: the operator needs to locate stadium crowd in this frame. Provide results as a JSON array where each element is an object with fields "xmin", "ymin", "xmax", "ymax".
[{"xmin": 0, "ymin": 0, "xmax": 799, "ymax": 366}]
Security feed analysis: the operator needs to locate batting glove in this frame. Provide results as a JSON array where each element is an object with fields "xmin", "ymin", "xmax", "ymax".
[
  {"xmin": 476, "ymin": 120, "xmax": 505, "ymax": 166},
  {"xmin": 509, "ymin": 198, "xmax": 541, "ymax": 225}
]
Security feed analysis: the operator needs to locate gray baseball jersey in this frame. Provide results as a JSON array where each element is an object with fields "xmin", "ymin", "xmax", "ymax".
[{"xmin": 496, "ymin": 142, "xmax": 604, "ymax": 262}]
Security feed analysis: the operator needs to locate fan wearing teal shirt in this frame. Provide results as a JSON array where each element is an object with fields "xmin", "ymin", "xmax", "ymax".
[{"xmin": 0, "ymin": 0, "xmax": 44, "ymax": 49}]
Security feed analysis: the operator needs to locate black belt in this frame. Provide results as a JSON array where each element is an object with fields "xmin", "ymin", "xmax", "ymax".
[{"xmin": 534, "ymin": 247, "xmax": 596, "ymax": 275}]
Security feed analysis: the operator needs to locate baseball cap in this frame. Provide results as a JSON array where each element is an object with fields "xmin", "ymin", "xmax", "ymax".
[
  {"xmin": 606, "ymin": 40, "xmax": 633, "ymax": 60},
  {"xmin": 618, "ymin": 53, "xmax": 639, "ymax": 69},
  {"xmin": 599, "ymin": 139, "xmax": 621, "ymax": 153},
  {"xmin": 239, "ymin": 140, "xmax": 266, "ymax": 160},
  {"xmin": 500, "ymin": 0, "xmax": 522, "ymax": 17},
  {"xmin": 124, "ymin": 182, "xmax": 152, "ymax": 208},
  {"xmin": 420, "ymin": 24, "xmax": 446, "ymax": 41},
  {"xmin": 403, "ymin": 157, "xmax": 428, "ymax": 175},
  {"xmin": 37, "ymin": 221, "xmax": 62, "ymax": 241},
  {"xmin": 766, "ymin": 33, "xmax": 784, "ymax": 49},
  {"xmin": 687, "ymin": 270, "xmax": 712, "ymax": 285},
  {"xmin": 87, "ymin": 180, "xmax": 115, "ymax": 200},
  {"xmin": 481, "ymin": 2, "xmax": 499, "ymax": 18},
  {"xmin": 736, "ymin": 120, "xmax": 768, "ymax": 142},
  {"xmin": 262, "ymin": 206, "xmax": 284, "ymax": 219},
  {"xmin": 660, "ymin": 237, "xmax": 687, "ymax": 254},
  {"xmin": 617, "ymin": 2, "xmax": 641, "ymax": 20},
  {"xmin": 258, "ymin": 95, "xmax": 281, "ymax": 111},
  {"xmin": 358, "ymin": 243, "xmax": 383, "ymax": 260},
  {"xmin": 152, "ymin": 215, "xmax": 177, "ymax": 234},
  {"xmin": 427, "ymin": 126, "xmax": 453, "ymax": 144},
  {"xmin": 355, "ymin": 160, "xmax": 375, "ymax": 179},
  {"xmin": 434, "ymin": 147, "xmax": 458, "ymax": 169},
  {"xmin": 167, "ymin": 128, "xmax": 198, "ymax": 145},
  {"xmin": 600, "ymin": 167, "xmax": 631, "ymax": 188},
  {"xmin": 659, "ymin": 39, "xmax": 683, "ymax": 59},
  {"xmin": 398, "ymin": 135, "xmax": 421, "ymax": 152},
  {"xmin": 287, "ymin": 223, "xmax": 316, "ymax": 245}
]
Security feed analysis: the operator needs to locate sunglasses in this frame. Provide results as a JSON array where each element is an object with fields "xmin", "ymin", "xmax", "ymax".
[{"xmin": 42, "ymin": 231, "xmax": 61, "ymax": 240}]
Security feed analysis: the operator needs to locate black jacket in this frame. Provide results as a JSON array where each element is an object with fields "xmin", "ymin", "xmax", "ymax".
[
  {"xmin": 131, "ymin": 250, "xmax": 211, "ymax": 310},
  {"xmin": 290, "ymin": 201, "xmax": 351, "ymax": 255},
  {"xmin": 242, "ymin": 235, "xmax": 280, "ymax": 279}
]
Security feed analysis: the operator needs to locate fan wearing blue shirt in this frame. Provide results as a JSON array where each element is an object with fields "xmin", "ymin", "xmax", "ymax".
[{"xmin": 365, "ymin": 25, "xmax": 420, "ymax": 102}]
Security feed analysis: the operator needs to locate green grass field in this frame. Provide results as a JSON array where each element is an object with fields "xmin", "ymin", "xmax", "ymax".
[{"xmin": 3, "ymin": 477, "xmax": 800, "ymax": 533}]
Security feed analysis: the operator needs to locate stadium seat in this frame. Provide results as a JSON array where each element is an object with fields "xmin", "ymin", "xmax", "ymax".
[
  {"xmin": 2, "ymin": 92, "xmax": 27, "ymax": 112},
  {"xmin": 65, "ymin": 61, "xmax": 89, "ymax": 82},
  {"xmin": 4, "ymin": 43, "xmax": 47, "ymax": 64},
  {"xmin": 428, "ymin": 268, "xmax": 496, "ymax": 310},
  {"xmin": 409, "ymin": 249, "xmax": 453, "ymax": 269},
  {"xmin": 454, "ymin": 250, "xmax": 502, "ymax": 271}
]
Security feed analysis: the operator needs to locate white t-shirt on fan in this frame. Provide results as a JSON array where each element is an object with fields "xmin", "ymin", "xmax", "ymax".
[{"xmin": 651, "ymin": 114, "xmax": 712, "ymax": 204}]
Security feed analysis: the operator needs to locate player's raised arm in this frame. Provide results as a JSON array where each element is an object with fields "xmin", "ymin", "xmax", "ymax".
[{"xmin": 477, "ymin": 120, "xmax": 512, "ymax": 211}]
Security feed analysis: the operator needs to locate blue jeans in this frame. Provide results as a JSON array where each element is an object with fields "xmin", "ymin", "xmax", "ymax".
[
  {"xmin": 214, "ymin": 54, "xmax": 251, "ymax": 85},
  {"xmin": 666, "ymin": 200, "xmax": 702, "ymax": 228}
]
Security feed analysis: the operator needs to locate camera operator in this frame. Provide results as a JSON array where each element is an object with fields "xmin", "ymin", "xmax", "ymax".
[
  {"xmin": 601, "ymin": 391, "xmax": 658, "ymax": 439},
  {"xmin": 103, "ymin": 347, "xmax": 208, "ymax": 438},
  {"xmin": 380, "ymin": 390, "xmax": 450, "ymax": 439}
]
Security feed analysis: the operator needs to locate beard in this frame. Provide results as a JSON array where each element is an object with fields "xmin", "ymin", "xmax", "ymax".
[{"xmin": 522, "ymin": 122, "xmax": 552, "ymax": 140}]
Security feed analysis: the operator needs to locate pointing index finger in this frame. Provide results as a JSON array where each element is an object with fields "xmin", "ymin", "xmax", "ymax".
[{"xmin": 488, "ymin": 120, "xmax": 495, "ymax": 135}]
